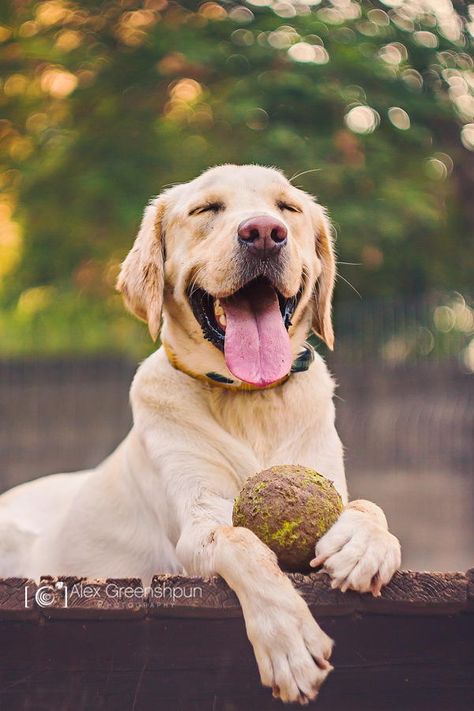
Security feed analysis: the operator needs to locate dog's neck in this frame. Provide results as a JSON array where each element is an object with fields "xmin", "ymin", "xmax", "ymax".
[{"xmin": 161, "ymin": 311, "xmax": 315, "ymax": 392}]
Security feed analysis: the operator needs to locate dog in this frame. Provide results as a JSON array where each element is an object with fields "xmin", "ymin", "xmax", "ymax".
[{"xmin": 0, "ymin": 164, "xmax": 400, "ymax": 704}]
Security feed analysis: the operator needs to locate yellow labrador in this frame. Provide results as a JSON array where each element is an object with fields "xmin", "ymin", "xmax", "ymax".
[{"xmin": 0, "ymin": 165, "xmax": 400, "ymax": 704}]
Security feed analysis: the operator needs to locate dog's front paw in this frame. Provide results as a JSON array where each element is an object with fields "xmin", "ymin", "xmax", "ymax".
[
  {"xmin": 246, "ymin": 590, "xmax": 333, "ymax": 704},
  {"xmin": 310, "ymin": 508, "xmax": 401, "ymax": 596}
]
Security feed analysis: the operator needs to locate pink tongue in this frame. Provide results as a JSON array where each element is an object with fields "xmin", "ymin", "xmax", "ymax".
[{"xmin": 222, "ymin": 281, "xmax": 293, "ymax": 387}]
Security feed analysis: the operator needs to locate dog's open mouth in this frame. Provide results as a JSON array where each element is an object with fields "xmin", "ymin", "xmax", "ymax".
[{"xmin": 188, "ymin": 277, "xmax": 300, "ymax": 387}]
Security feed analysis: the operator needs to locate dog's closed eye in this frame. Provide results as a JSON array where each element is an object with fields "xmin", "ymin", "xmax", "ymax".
[
  {"xmin": 277, "ymin": 201, "xmax": 302, "ymax": 214},
  {"xmin": 189, "ymin": 202, "xmax": 224, "ymax": 216}
]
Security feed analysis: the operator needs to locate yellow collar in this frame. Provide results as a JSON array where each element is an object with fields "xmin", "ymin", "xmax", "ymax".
[{"xmin": 162, "ymin": 341, "xmax": 315, "ymax": 392}]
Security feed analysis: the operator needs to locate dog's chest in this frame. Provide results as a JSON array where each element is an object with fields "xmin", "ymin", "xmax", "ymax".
[{"xmin": 208, "ymin": 383, "xmax": 312, "ymax": 468}]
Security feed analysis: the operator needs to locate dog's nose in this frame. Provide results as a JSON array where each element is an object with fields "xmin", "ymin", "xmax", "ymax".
[{"xmin": 238, "ymin": 216, "xmax": 288, "ymax": 257}]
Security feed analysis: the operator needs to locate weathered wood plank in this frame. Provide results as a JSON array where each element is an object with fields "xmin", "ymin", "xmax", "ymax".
[
  {"xmin": 356, "ymin": 570, "xmax": 468, "ymax": 614},
  {"xmin": 148, "ymin": 570, "xmax": 468, "ymax": 618},
  {"xmin": 466, "ymin": 568, "xmax": 474, "ymax": 611},
  {"xmin": 0, "ymin": 571, "xmax": 469, "ymax": 620},
  {"xmin": 0, "ymin": 577, "xmax": 38, "ymax": 619}
]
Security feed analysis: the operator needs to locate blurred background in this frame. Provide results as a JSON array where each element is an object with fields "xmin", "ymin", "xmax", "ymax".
[{"xmin": 0, "ymin": 0, "xmax": 473, "ymax": 570}]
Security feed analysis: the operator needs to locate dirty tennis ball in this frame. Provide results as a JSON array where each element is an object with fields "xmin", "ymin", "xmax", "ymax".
[{"xmin": 232, "ymin": 465, "xmax": 344, "ymax": 571}]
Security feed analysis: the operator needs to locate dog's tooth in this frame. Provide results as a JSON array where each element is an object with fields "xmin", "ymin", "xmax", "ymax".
[{"xmin": 213, "ymin": 298, "xmax": 226, "ymax": 328}]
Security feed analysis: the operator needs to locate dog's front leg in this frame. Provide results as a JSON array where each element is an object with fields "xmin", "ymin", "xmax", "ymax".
[
  {"xmin": 311, "ymin": 499, "xmax": 401, "ymax": 596},
  {"xmin": 177, "ymin": 511, "xmax": 333, "ymax": 705}
]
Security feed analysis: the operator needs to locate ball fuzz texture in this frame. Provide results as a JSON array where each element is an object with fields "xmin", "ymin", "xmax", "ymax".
[{"xmin": 232, "ymin": 465, "xmax": 344, "ymax": 571}]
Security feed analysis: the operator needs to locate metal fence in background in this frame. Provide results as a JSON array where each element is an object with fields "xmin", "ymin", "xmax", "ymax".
[{"xmin": 0, "ymin": 294, "xmax": 473, "ymax": 571}]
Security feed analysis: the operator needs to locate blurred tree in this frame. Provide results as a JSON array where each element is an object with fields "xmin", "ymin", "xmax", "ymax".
[{"xmin": 0, "ymin": 0, "xmax": 472, "ymax": 355}]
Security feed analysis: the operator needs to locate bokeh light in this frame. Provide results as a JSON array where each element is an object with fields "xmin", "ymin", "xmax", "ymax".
[
  {"xmin": 344, "ymin": 105, "xmax": 380, "ymax": 134},
  {"xmin": 388, "ymin": 107, "xmax": 410, "ymax": 130}
]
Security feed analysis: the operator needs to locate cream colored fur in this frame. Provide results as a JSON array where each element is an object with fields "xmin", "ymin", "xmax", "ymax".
[{"xmin": 0, "ymin": 165, "xmax": 400, "ymax": 704}]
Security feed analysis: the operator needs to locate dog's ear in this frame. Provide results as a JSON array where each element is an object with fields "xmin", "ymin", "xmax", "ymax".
[
  {"xmin": 116, "ymin": 197, "xmax": 166, "ymax": 341},
  {"xmin": 310, "ymin": 203, "xmax": 336, "ymax": 350}
]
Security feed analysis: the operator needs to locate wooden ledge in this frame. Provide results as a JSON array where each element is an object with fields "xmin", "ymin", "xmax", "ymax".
[
  {"xmin": 1, "ymin": 570, "xmax": 473, "ymax": 710},
  {"xmin": 0, "ymin": 569, "xmax": 471, "ymax": 620}
]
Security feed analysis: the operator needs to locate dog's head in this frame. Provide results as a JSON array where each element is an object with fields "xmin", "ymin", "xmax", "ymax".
[{"xmin": 117, "ymin": 164, "xmax": 336, "ymax": 387}]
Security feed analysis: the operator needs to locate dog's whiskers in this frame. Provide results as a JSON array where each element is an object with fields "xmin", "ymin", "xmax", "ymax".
[
  {"xmin": 289, "ymin": 168, "xmax": 322, "ymax": 183},
  {"xmin": 187, "ymin": 265, "xmax": 207, "ymax": 298},
  {"xmin": 300, "ymin": 265, "xmax": 311, "ymax": 291},
  {"xmin": 337, "ymin": 273, "xmax": 362, "ymax": 299}
]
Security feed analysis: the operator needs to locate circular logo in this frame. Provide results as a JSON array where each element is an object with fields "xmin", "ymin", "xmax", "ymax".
[{"xmin": 35, "ymin": 585, "xmax": 56, "ymax": 607}]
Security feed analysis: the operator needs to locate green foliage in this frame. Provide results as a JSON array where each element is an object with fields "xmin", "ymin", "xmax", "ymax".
[{"xmin": 0, "ymin": 0, "xmax": 472, "ymax": 356}]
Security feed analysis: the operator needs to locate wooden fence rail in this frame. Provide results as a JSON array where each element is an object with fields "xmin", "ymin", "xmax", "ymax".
[{"xmin": 1, "ymin": 570, "xmax": 473, "ymax": 710}]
